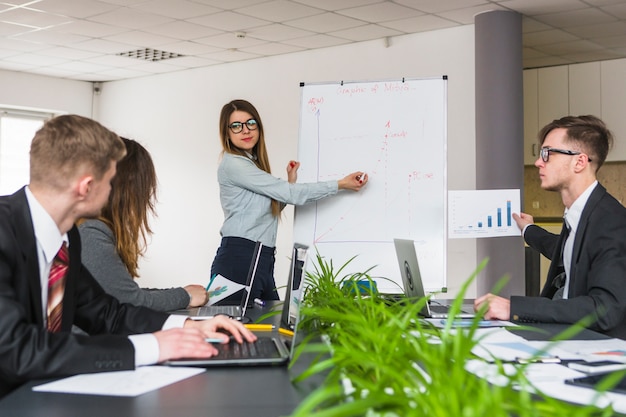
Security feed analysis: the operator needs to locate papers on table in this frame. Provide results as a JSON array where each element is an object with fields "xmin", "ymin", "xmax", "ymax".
[
  {"xmin": 206, "ymin": 274, "xmax": 245, "ymax": 305},
  {"xmin": 33, "ymin": 366, "xmax": 204, "ymax": 397},
  {"xmin": 465, "ymin": 328, "xmax": 626, "ymax": 414}
]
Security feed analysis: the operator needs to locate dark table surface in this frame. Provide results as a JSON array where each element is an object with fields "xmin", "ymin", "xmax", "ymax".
[{"xmin": 0, "ymin": 301, "xmax": 323, "ymax": 417}]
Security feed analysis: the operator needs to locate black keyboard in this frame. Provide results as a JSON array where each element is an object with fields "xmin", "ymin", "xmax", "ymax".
[{"xmin": 215, "ymin": 337, "xmax": 281, "ymax": 359}]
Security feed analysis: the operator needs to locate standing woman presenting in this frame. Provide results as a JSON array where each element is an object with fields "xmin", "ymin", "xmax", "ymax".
[{"xmin": 212, "ymin": 99, "xmax": 368, "ymax": 303}]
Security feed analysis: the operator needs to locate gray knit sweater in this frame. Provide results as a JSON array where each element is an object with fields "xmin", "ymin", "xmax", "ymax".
[{"xmin": 78, "ymin": 219, "xmax": 189, "ymax": 311}]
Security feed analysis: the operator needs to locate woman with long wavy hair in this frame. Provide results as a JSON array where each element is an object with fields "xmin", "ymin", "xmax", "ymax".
[{"xmin": 79, "ymin": 138, "xmax": 207, "ymax": 311}]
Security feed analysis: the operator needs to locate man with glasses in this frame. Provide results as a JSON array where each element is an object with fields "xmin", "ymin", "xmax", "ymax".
[{"xmin": 475, "ymin": 115, "xmax": 626, "ymax": 338}]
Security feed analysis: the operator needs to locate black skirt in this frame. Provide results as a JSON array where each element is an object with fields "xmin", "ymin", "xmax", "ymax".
[{"xmin": 210, "ymin": 236, "xmax": 279, "ymax": 304}]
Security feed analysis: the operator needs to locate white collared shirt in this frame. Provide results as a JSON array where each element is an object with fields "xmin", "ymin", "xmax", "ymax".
[
  {"xmin": 25, "ymin": 186, "xmax": 67, "ymax": 327},
  {"xmin": 24, "ymin": 186, "xmax": 186, "ymax": 366},
  {"xmin": 562, "ymin": 180, "xmax": 598, "ymax": 299}
]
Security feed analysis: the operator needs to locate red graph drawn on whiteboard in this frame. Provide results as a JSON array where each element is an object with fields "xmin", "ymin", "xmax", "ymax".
[{"xmin": 310, "ymin": 115, "xmax": 434, "ymax": 244}]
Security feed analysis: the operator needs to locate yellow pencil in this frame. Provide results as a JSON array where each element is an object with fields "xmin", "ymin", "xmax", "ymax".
[
  {"xmin": 244, "ymin": 324, "xmax": 275, "ymax": 330},
  {"xmin": 278, "ymin": 328, "xmax": 294, "ymax": 337}
]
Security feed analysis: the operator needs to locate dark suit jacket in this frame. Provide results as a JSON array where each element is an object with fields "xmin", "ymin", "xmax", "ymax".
[
  {"xmin": 510, "ymin": 183, "xmax": 626, "ymax": 339},
  {"xmin": 0, "ymin": 188, "xmax": 170, "ymax": 397}
]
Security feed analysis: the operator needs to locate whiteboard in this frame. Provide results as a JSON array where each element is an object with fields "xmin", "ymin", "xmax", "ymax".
[{"xmin": 293, "ymin": 78, "xmax": 447, "ymax": 292}]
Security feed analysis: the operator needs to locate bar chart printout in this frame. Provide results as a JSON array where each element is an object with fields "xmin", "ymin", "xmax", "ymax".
[{"xmin": 448, "ymin": 189, "xmax": 521, "ymax": 239}]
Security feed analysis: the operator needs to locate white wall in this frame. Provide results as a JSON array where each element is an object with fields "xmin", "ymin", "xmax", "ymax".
[
  {"xmin": 0, "ymin": 69, "xmax": 93, "ymax": 116},
  {"xmin": 95, "ymin": 25, "xmax": 478, "ymax": 299}
]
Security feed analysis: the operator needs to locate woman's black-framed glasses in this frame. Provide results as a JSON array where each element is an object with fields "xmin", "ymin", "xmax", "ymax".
[
  {"xmin": 229, "ymin": 119, "xmax": 258, "ymax": 134},
  {"xmin": 540, "ymin": 147, "xmax": 592, "ymax": 163}
]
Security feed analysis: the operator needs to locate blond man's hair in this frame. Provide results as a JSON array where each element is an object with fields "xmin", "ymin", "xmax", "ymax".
[{"xmin": 30, "ymin": 114, "xmax": 126, "ymax": 189}]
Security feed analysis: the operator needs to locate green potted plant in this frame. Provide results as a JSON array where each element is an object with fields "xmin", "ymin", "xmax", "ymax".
[{"xmin": 287, "ymin": 252, "xmax": 613, "ymax": 417}]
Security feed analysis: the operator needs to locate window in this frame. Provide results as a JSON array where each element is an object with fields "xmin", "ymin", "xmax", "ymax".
[{"xmin": 0, "ymin": 110, "xmax": 53, "ymax": 196}]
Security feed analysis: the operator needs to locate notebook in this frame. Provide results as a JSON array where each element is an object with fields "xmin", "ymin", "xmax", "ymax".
[
  {"xmin": 170, "ymin": 241, "xmax": 262, "ymax": 321},
  {"xmin": 165, "ymin": 243, "xmax": 307, "ymax": 367},
  {"xmin": 393, "ymin": 238, "xmax": 474, "ymax": 319}
]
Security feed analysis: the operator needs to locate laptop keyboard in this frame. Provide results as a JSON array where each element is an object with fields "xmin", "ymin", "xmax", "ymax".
[
  {"xmin": 215, "ymin": 337, "xmax": 281, "ymax": 359},
  {"xmin": 193, "ymin": 305, "xmax": 240, "ymax": 317}
]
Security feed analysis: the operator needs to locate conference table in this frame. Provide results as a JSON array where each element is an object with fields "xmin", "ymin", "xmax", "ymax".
[
  {"xmin": 0, "ymin": 300, "xmax": 618, "ymax": 417},
  {"xmin": 0, "ymin": 301, "xmax": 323, "ymax": 417}
]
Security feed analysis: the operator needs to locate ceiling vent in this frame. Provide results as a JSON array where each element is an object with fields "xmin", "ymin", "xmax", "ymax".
[{"xmin": 117, "ymin": 48, "xmax": 184, "ymax": 62}]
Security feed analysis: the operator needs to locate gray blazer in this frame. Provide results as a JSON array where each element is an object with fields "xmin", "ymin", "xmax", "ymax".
[{"xmin": 78, "ymin": 219, "xmax": 189, "ymax": 312}]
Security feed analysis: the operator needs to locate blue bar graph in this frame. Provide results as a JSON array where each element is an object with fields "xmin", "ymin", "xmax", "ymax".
[{"xmin": 449, "ymin": 190, "xmax": 521, "ymax": 239}]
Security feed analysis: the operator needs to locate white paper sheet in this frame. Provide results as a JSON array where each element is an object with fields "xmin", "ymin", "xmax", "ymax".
[{"xmin": 33, "ymin": 366, "xmax": 205, "ymax": 397}]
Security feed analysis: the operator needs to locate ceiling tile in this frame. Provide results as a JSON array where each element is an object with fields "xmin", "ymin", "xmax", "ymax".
[
  {"xmin": 49, "ymin": 19, "xmax": 129, "ymax": 37},
  {"xmin": 30, "ymin": 0, "xmax": 119, "ymax": 19},
  {"xmin": 497, "ymin": 0, "xmax": 588, "ymax": 16},
  {"xmin": 285, "ymin": 12, "xmax": 365, "ymax": 32},
  {"xmin": 338, "ymin": 3, "xmax": 423, "ymax": 23},
  {"xmin": 330, "ymin": 24, "xmax": 402, "ymax": 42},
  {"xmin": 291, "ymin": 0, "xmax": 383, "ymax": 12},
  {"xmin": 131, "ymin": 0, "xmax": 220, "ymax": 19},
  {"xmin": 440, "ymin": 4, "xmax": 508, "ymax": 25},
  {"xmin": 0, "ymin": 21, "xmax": 35, "ymax": 37},
  {"xmin": 237, "ymin": 0, "xmax": 323, "ymax": 22},
  {"xmin": 239, "ymin": 42, "xmax": 305, "ymax": 55},
  {"xmin": 394, "ymin": 0, "xmax": 486, "ymax": 14},
  {"xmin": 195, "ymin": 32, "xmax": 267, "ymax": 49},
  {"xmin": 156, "ymin": 40, "xmax": 222, "ymax": 55},
  {"xmin": 72, "ymin": 38, "xmax": 135, "ymax": 54},
  {"xmin": 564, "ymin": 21, "xmax": 626, "ymax": 38},
  {"xmin": 104, "ymin": 30, "xmax": 179, "ymax": 48},
  {"xmin": 283, "ymin": 33, "xmax": 352, "ymax": 49},
  {"xmin": 191, "ymin": 0, "xmax": 268, "ymax": 9},
  {"xmin": 593, "ymin": 33, "xmax": 626, "ymax": 48},
  {"xmin": 380, "ymin": 14, "xmax": 458, "ymax": 33},
  {"xmin": 602, "ymin": 2, "xmax": 626, "ymax": 18},
  {"xmin": 26, "ymin": 46, "xmax": 100, "ymax": 60},
  {"xmin": 86, "ymin": 7, "xmax": 174, "ymax": 29},
  {"xmin": 141, "ymin": 20, "xmax": 222, "ymax": 40},
  {"xmin": 246, "ymin": 23, "xmax": 315, "ymax": 42},
  {"xmin": 533, "ymin": 8, "xmax": 617, "ymax": 27},
  {"xmin": 189, "ymin": 11, "xmax": 270, "ymax": 31},
  {"xmin": 0, "ymin": 7, "xmax": 72, "ymax": 28},
  {"xmin": 4, "ymin": 52, "xmax": 69, "ymax": 66},
  {"xmin": 523, "ymin": 29, "xmax": 579, "ymax": 46},
  {"xmin": 12, "ymin": 28, "xmax": 90, "ymax": 45},
  {"xmin": 533, "ymin": 39, "xmax": 605, "ymax": 55},
  {"xmin": 0, "ymin": 37, "xmax": 48, "ymax": 52},
  {"xmin": 201, "ymin": 48, "xmax": 259, "ymax": 62}
]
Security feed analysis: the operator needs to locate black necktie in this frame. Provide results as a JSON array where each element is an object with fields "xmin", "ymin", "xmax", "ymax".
[{"xmin": 552, "ymin": 220, "xmax": 570, "ymax": 300}]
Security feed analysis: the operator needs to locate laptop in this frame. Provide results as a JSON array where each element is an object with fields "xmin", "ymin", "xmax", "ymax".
[
  {"xmin": 170, "ymin": 241, "xmax": 262, "ymax": 321},
  {"xmin": 280, "ymin": 243, "xmax": 308, "ymax": 331},
  {"xmin": 393, "ymin": 238, "xmax": 474, "ymax": 319},
  {"xmin": 166, "ymin": 243, "xmax": 307, "ymax": 367}
]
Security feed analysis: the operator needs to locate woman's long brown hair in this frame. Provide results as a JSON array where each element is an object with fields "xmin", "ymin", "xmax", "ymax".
[
  {"xmin": 92, "ymin": 137, "xmax": 158, "ymax": 278},
  {"xmin": 219, "ymin": 99, "xmax": 281, "ymax": 217}
]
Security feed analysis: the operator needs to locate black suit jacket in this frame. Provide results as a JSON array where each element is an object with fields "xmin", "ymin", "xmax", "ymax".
[
  {"xmin": 0, "ymin": 188, "xmax": 170, "ymax": 397},
  {"xmin": 510, "ymin": 183, "xmax": 626, "ymax": 339}
]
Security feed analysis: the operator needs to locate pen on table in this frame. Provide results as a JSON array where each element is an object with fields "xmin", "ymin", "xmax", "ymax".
[
  {"xmin": 254, "ymin": 298, "xmax": 265, "ymax": 307},
  {"xmin": 515, "ymin": 356, "xmax": 561, "ymax": 364},
  {"xmin": 206, "ymin": 274, "xmax": 217, "ymax": 291},
  {"xmin": 244, "ymin": 324, "xmax": 275, "ymax": 331},
  {"xmin": 205, "ymin": 337, "xmax": 227, "ymax": 343}
]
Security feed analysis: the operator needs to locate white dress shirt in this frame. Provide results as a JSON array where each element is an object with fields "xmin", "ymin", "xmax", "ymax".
[{"xmin": 25, "ymin": 186, "xmax": 186, "ymax": 366}]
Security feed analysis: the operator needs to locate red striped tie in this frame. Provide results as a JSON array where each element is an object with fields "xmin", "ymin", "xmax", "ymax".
[{"xmin": 47, "ymin": 242, "xmax": 68, "ymax": 332}]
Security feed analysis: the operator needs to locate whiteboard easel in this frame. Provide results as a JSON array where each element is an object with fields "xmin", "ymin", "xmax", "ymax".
[{"xmin": 293, "ymin": 78, "xmax": 447, "ymax": 293}]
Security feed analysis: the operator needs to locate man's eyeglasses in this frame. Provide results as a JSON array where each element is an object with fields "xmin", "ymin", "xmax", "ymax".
[
  {"xmin": 228, "ymin": 119, "xmax": 258, "ymax": 134},
  {"xmin": 539, "ymin": 147, "xmax": 592, "ymax": 163}
]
